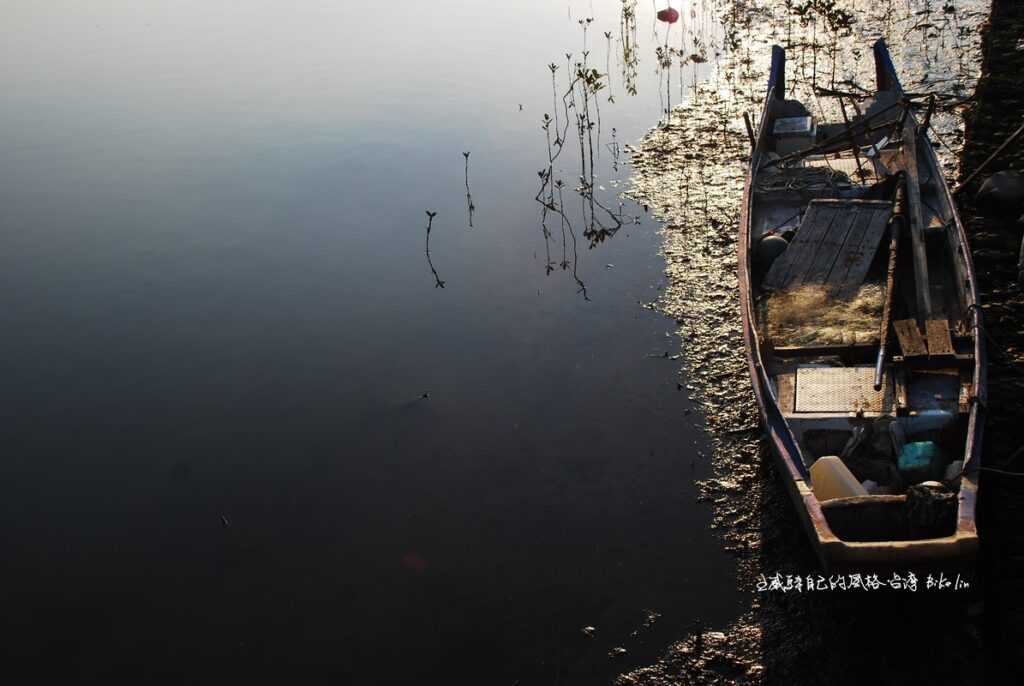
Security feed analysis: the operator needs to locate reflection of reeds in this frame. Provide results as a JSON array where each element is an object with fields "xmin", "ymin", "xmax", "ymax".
[
  {"xmin": 560, "ymin": 180, "xmax": 589, "ymax": 300},
  {"xmin": 604, "ymin": 31, "xmax": 614, "ymax": 102},
  {"xmin": 534, "ymin": 171, "xmax": 589, "ymax": 299},
  {"xmin": 463, "ymin": 152, "xmax": 475, "ymax": 228},
  {"xmin": 557, "ymin": 179, "xmax": 569, "ymax": 270},
  {"xmin": 608, "ymin": 127, "xmax": 620, "ymax": 172},
  {"xmin": 528, "ymin": 3, "xmax": 653, "ymax": 295},
  {"xmin": 424, "ymin": 210, "xmax": 445, "ymax": 288},
  {"xmin": 656, "ymin": 45, "xmax": 672, "ymax": 120},
  {"xmin": 620, "ymin": 1, "xmax": 639, "ymax": 96},
  {"xmin": 538, "ymin": 58, "xmax": 624, "ymax": 256},
  {"xmin": 549, "ymin": 63, "xmax": 560, "ymax": 132},
  {"xmin": 578, "ymin": 16, "xmax": 593, "ymax": 52}
]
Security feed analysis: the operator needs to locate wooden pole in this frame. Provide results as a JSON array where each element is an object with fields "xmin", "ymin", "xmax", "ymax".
[
  {"xmin": 743, "ymin": 112, "xmax": 756, "ymax": 152},
  {"xmin": 899, "ymin": 116, "xmax": 933, "ymax": 321},
  {"xmin": 875, "ymin": 180, "xmax": 904, "ymax": 390},
  {"xmin": 838, "ymin": 96, "xmax": 867, "ymax": 183},
  {"xmin": 921, "ymin": 94, "xmax": 937, "ymax": 133}
]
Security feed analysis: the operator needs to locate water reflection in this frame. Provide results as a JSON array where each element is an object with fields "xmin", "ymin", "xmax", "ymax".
[
  {"xmin": 604, "ymin": 30, "xmax": 616, "ymax": 102},
  {"xmin": 462, "ymin": 151, "xmax": 475, "ymax": 228},
  {"xmin": 418, "ymin": 0, "xmax": 724, "ymax": 320},
  {"xmin": 424, "ymin": 210, "xmax": 445, "ymax": 288},
  {"xmin": 529, "ymin": 15, "xmax": 650, "ymax": 297},
  {"xmin": 608, "ymin": 126, "xmax": 622, "ymax": 172},
  {"xmin": 412, "ymin": 2, "xmax": 721, "ymax": 298},
  {"xmin": 620, "ymin": 0, "xmax": 641, "ymax": 97}
]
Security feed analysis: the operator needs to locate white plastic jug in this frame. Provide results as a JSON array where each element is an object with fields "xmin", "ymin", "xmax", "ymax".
[{"xmin": 810, "ymin": 456, "xmax": 868, "ymax": 501}]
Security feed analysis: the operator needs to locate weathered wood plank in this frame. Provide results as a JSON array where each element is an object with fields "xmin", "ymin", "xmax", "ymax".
[
  {"xmin": 830, "ymin": 204, "xmax": 892, "ymax": 299},
  {"xmin": 893, "ymin": 319, "xmax": 928, "ymax": 357},
  {"xmin": 763, "ymin": 202, "xmax": 840, "ymax": 290},
  {"xmin": 765, "ymin": 204, "xmax": 835, "ymax": 290},
  {"xmin": 763, "ymin": 199, "xmax": 892, "ymax": 295},
  {"xmin": 776, "ymin": 373, "xmax": 796, "ymax": 414},
  {"xmin": 894, "ymin": 366, "xmax": 909, "ymax": 413},
  {"xmin": 958, "ymin": 368, "xmax": 972, "ymax": 414},
  {"xmin": 800, "ymin": 205, "xmax": 861, "ymax": 286},
  {"xmin": 826, "ymin": 206, "xmax": 875, "ymax": 294},
  {"xmin": 925, "ymin": 319, "xmax": 955, "ymax": 356}
]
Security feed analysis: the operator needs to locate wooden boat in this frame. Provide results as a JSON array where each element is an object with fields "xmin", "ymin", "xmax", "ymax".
[{"xmin": 738, "ymin": 40, "xmax": 986, "ymax": 571}]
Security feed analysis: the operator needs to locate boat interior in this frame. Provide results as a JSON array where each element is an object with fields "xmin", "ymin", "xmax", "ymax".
[{"xmin": 748, "ymin": 59, "xmax": 977, "ymax": 542}]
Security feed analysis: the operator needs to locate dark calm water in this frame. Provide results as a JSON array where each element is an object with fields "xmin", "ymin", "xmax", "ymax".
[{"xmin": 1, "ymin": 2, "xmax": 741, "ymax": 683}]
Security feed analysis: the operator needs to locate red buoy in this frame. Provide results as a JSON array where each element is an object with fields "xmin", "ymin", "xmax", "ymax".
[{"xmin": 657, "ymin": 6, "xmax": 679, "ymax": 24}]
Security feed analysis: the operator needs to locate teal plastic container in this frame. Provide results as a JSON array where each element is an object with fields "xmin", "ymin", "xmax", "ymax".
[{"xmin": 897, "ymin": 441, "xmax": 945, "ymax": 483}]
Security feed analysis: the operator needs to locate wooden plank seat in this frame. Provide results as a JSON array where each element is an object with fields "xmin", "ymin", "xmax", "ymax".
[
  {"xmin": 763, "ymin": 199, "xmax": 892, "ymax": 298},
  {"xmin": 893, "ymin": 319, "xmax": 927, "ymax": 357},
  {"xmin": 924, "ymin": 319, "xmax": 955, "ymax": 357},
  {"xmin": 892, "ymin": 318, "xmax": 956, "ymax": 358}
]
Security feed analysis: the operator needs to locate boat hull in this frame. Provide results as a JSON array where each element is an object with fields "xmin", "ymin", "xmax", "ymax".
[{"xmin": 737, "ymin": 42, "xmax": 984, "ymax": 573}]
